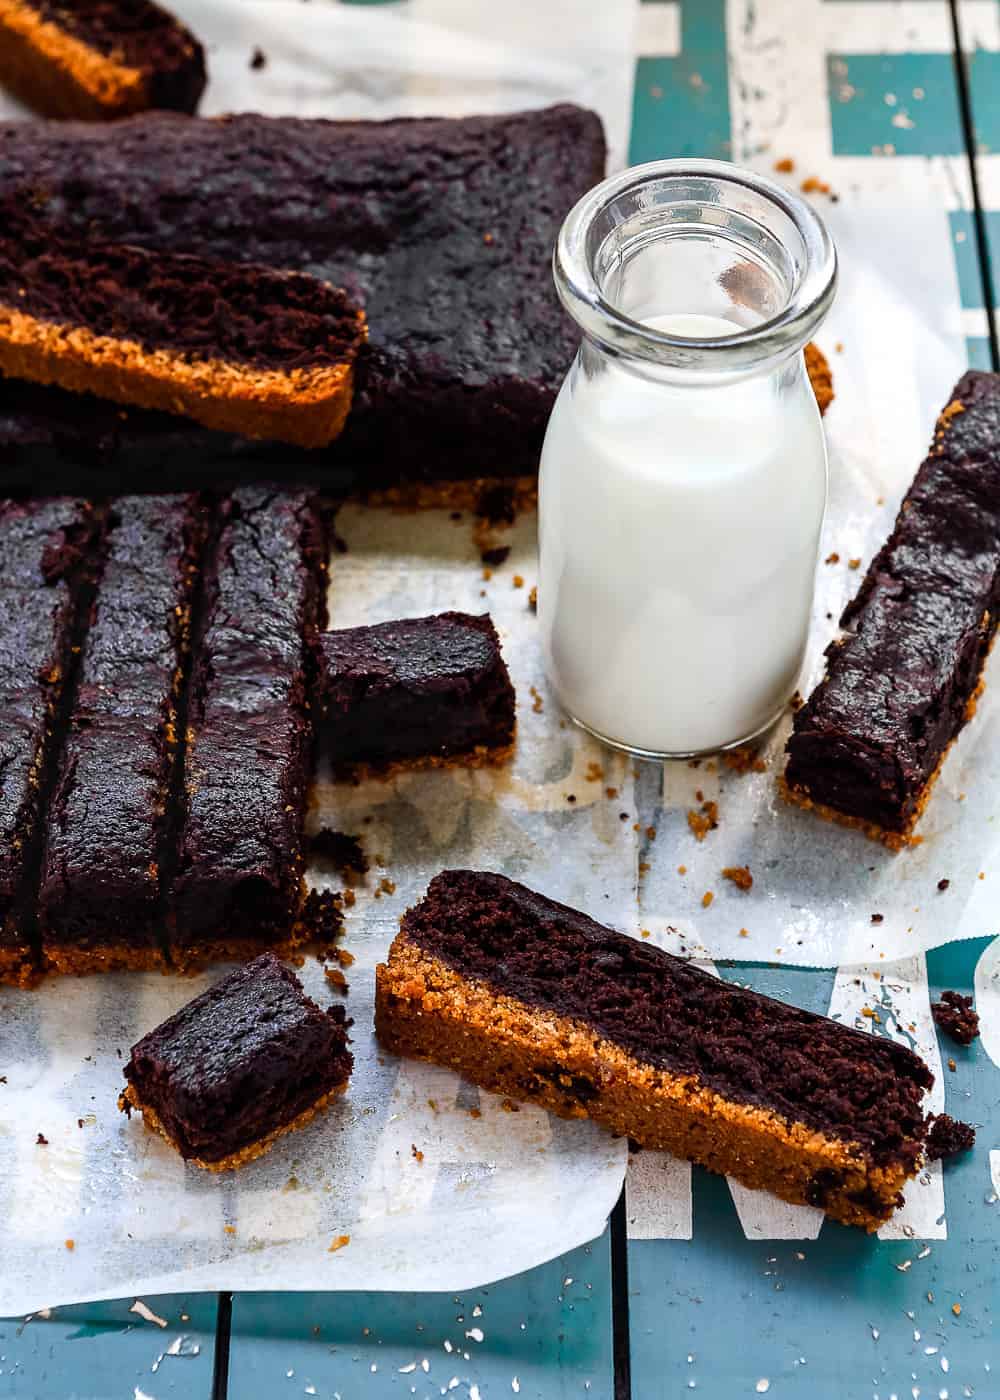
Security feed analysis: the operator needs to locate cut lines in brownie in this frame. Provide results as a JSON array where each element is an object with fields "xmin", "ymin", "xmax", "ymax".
[
  {"xmin": 169, "ymin": 486, "xmax": 331, "ymax": 965},
  {"xmin": 376, "ymin": 871, "xmax": 933, "ymax": 1231},
  {"xmin": 785, "ymin": 371, "xmax": 1000, "ymax": 845},
  {"xmin": 39, "ymin": 494, "xmax": 211, "ymax": 975},
  {"xmin": 0, "ymin": 223, "xmax": 366, "ymax": 449},
  {"xmin": 0, "ymin": 497, "xmax": 98, "ymax": 985},
  {"xmin": 0, "ymin": 0, "xmax": 206, "ymax": 120}
]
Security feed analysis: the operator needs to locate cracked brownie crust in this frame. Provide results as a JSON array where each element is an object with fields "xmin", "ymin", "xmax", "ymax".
[
  {"xmin": 785, "ymin": 371, "xmax": 1000, "ymax": 843},
  {"xmin": 376, "ymin": 871, "xmax": 933, "ymax": 1230}
]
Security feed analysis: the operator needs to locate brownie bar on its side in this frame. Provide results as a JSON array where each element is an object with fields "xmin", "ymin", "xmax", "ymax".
[
  {"xmin": 0, "ymin": 225, "xmax": 366, "ymax": 449},
  {"xmin": 38, "ymin": 494, "xmax": 210, "ymax": 975},
  {"xmin": 320, "ymin": 612, "xmax": 516, "ymax": 776},
  {"xmin": 0, "ymin": 105, "xmax": 606, "ymax": 483},
  {"xmin": 0, "ymin": 497, "xmax": 95, "ymax": 985},
  {"xmin": 376, "ymin": 871, "xmax": 933, "ymax": 1231},
  {"xmin": 0, "ymin": 0, "xmax": 205, "ymax": 120},
  {"xmin": 169, "ymin": 487, "xmax": 328, "ymax": 964},
  {"xmin": 119, "ymin": 953, "xmax": 353, "ymax": 1169},
  {"xmin": 785, "ymin": 372, "xmax": 1000, "ymax": 845}
]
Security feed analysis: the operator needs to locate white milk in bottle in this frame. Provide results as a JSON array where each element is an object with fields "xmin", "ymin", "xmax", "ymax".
[{"xmin": 538, "ymin": 161, "xmax": 836, "ymax": 756}]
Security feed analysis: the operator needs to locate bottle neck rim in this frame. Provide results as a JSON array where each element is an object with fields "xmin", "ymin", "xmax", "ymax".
[{"xmin": 554, "ymin": 158, "xmax": 837, "ymax": 378}]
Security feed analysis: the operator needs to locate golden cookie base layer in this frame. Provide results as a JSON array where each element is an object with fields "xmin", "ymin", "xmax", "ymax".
[
  {"xmin": 119, "ymin": 1079, "xmax": 348, "ymax": 1171},
  {"xmin": 0, "ymin": 0, "xmax": 147, "ymax": 119},
  {"xmin": 805, "ymin": 341, "xmax": 834, "ymax": 415},
  {"xmin": 0, "ymin": 304, "xmax": 361, "ymax": 450},
  {"xmin": 357, "ymin": 476, "xmax": 539, "ymax": 515},
  {"xmin": 0, "ymin": 943, "xmax": 37, "ymax": 987},
  {"xmin": 334, "ymin": 738, "xmax": 516, "ymax": 785},
  {"xmin": 43, "ymin": 942, "xmax": 169, "ymax": 976},
  {"xmin": 375, "ymin": 933, "xmax": 916, "ymax": 1232}
]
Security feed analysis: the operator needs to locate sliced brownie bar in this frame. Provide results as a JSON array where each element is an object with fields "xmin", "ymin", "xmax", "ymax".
[
  {"xmin": 169, "ymin": 487, "xmax": 328, "ymax": 964},
  {"xmin": 38, "ymin": 494, "xmax": 210, "ymax": 975},
  {"xmin": 120, "ymin": 953, "xmax": 353, "ymax": 1169},
  {"xmin": 0, "ymin": 0, "xmax": 205, "ymax": 120},
  {"xmin": 0, "ymin": 497, "xmax": 95, "ymax": 985},
  {"xmin": 785, "ymin": 371, "xmax": 1000, "ymax": 844},
  {"xmin": 0, "ymin": 104, "xmax": 605, "ymax": 483},
  {"xmin": 320, "ymin": 612, "xmax": 515, "ymax": 776},
  {"xmin": 0, "ymin": 225, "xmax": 366, "ymax": 450},
  {"xmin": 376, "ymin": 871, "xmax": 934, "ymax": 1231}
]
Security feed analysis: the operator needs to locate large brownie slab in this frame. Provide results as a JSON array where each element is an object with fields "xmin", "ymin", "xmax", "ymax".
[
  {"xmin": 120, "ymin": 952, "xmax": 353, "ymax": 1168},
  {"xmin": 169, "ymin": 486, "xmax": 327, "ymax": 962},
  {"xmin": 377, "ymin": 870, "xmax": 933, "ymax": 1230},
  {"xmin": 319, "ymin": 611, "xmax": 516, "ymax": 773},
  {"xmin": 785, "ymin": 371, "xmax": 1000, "ymax": 842},
  {"xmin": 38, "ymin": 493, "xmax": 209, "ymax": 974},
  {"xmin": 0, "ymin": 496, "xmax": 94, "ymax": 983},
  {"xmin": 0, "ymin": 104, "xmax": 606, "ymax": 485}
]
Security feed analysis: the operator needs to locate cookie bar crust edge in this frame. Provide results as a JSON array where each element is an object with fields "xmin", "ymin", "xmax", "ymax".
[{"xmin": 375, "ymin": 932, "xmax": 918, "ymax": 1231}]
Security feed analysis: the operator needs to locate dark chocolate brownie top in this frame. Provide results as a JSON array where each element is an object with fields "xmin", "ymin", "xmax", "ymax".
[
  {"xmin": 321, "ymin": 613, "xmax": 505, "ymax": 701},
  {"xmin": 38, "ymin": 494, "xmax": 206, "ymax": 940},
  {"xmin": 0, "ymin": 220, "xmax": 365, "ymax": 373},
  {"xmin": 787, "ymin": 371, "xmax": 1000, "ymax": 823},
  {"xmin": 171, "ymin": 487, "xmax": 326, "ymax": 937},
  {"xmin": 404, "ymin": 871, "xmax": 933, "ymax": 1168},
  {"xmin": 0, "ymin": 497, "xmax": 93, "ymax": 909},
  {"xmin": 22, "ymin": 0, "xmax": 202, "ymax": 75},
  {"xmin": 0, "ymin": 105, "xmax": 604, "ymax": 475},
  {"xmin": 124, "ymin": 952, "xmax": 352, "ymax": 1117}
]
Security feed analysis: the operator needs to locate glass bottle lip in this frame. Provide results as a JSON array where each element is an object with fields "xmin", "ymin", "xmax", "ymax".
[{"xmin": 553, "ymin": 157, "xmax": 838, "ymax": 378}]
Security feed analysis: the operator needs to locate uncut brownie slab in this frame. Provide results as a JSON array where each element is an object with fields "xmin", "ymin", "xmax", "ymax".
[
  {"xmin": 320, "ymin": 612, "xmax": 516, "ymax": 776},
  {"xmin": 38, "ymin": 494, "xmax": 210, "ymax": 975},
  {"xmin": 169, "ymin": 486, "xmax": 328, "ymax": 964},
  {"xmin": 120, "ymin": 953, "xmax": 353, "ymax": 1169},
  {"xmin": 785, "ymin": 371, "xmax": 1000, "ymax": 845},
  {"xmin": 0, "ymin": 224, "xmax": 366, "ymax": 449},
  {"xmin": 376, "ymin": 871, "xmax": 933, "ymax": 1231},
  {"xmin": 0, "ymin": 0, "xmax": 205, "ymax": 120},
  {"xmin": 0, "ymin": 104, "xmax": 606, "ymax": 484},
  {"xmin": 0, "ymin": 496, "xmax": 95, "ymax": 985}
]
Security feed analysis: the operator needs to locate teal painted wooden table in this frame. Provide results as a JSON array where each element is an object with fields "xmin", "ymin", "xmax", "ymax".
[{"xmin": 3, "ymin": 2, "xmax": 999, "ymax": 1396}]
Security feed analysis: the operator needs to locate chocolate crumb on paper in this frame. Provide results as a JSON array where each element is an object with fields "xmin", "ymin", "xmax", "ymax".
[
  {"xmin": 931, "ymin": 991, "xmax": 980, "ymax": 1045},
  {"xmin": 687, "ymin": 801, "xmax": 719, "ymax": 841},
  {"xmin": 925, "ymin": 1114, "xmax": 976, "ymax": 1161}
]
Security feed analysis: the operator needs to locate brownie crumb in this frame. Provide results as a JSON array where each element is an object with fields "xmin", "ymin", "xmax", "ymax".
[
  {"xmin": 871, "ymin": 913, "xmax": 884, "ymax": 925},
  {"xmin": 327, "ymin": 1234, "xmax": 350, "ymax": 1252},
  {"xmin": 411, "ymin": 1144, "xmax": 424, "ymax": 1163},
  {"xmin": 687, "ymin": 800, "xmax": 719, "ymax": 841},
  {"xmin": 701, "ymin": 890, "xmax": 714, "ymax": 908},
  {"xmin": 308, "ymin": 828, "xmax": 368, "ymax": 874},
  {"xmin": 36, "ymin": 1133, "xmax": 48, "ymax": 1146},
  {"xmin": 931, "ymin": 991, "xmax": 980, "ymax": 1046},
  {"xmin": 774, "ymin": 156, "xmax": 795, "ymax": 173},
  {"xmin": 801, "ymin": 175, "xmax": 832, "ymax": 196},
  {"xmin": 937, "ymin": 878, "xmax": 950, "ymax": 892},
  {"xmin": 722, "ymin": 865, "xmax": 753, "ymax": 892},
  {"xmin": 925, "ymin": 1113, "xmax": 976, "ymax": 1161},
  {"xmin": 825, "ymin": 552, "xmax": 840, "ymax": 565},
  {"xmin": 300, "ymin": 888, "xmax": 345, "ymax": 946},
  {"xmin": 848, "ymin": 558, "xmax": 861, "ymax": 570},
  {"xmin": 325, "ymin": 967, "xmax": 348, "ymax": 991},
  {"xmin": 64, "ymin": 1238, "xmax": 75, "ymax": 1250},
  {"xmin": 722, "ymin": 746, "xmax": 767, "ymax": 775},
  {"xmin": 528, "ymin": 585, "xmax": 538, "ymax": 612},
  {"xmin": 481, "ymin": 545, "xmax": 510, "ymax": 568},
  {"xmin": 336, "ymin": 948, "xmax": 355, "ymax": 968},
  {"xmin": 250, "ymin": 47, "xmax": 268, "ymax": 70}
]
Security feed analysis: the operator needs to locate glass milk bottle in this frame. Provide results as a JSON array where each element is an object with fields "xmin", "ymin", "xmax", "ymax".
[{"xmin": 538, "ymin": 160, "xmax": 837, "ymax": 758}]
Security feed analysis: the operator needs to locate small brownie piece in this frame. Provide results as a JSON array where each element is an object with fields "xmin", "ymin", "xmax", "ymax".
[
  {"xmin": 320, "ymin": 612, "xmax": 515, "ymax": 775},
  {"xmin": 925, "ymin": 1113, "xmax": 976, "ymax": 1161},
  {"xmin": 376, "ymin": 871, "xmax": 934, "ymax": 1231},
  {"xmin": 169, "ymin": 487, "xmax": 329, "ymax": 964},
  {"xmin": 0, "ymin": 497, "xmax": 95, "ymax": 985},
  {"xmin": 0, "ymin": 104, "xmax": 605, "ymax": 483},
  {"xmin": 119, "ymin": 953, "xmax": 352, "ymax": 1169},
  {"xmin": 0, "ymin": 223, "xmax": 366, "ymax": 450},
  {"xmin": 785, "ymin": 372, "xmax": 1000, "ymax": 845},
  {"xmin": 0, "ymin": 0, "xmax": 205, "ymax": 120},
  {"xmin": 931, "ymin": 990, "xmax": 980, "ymax": 1046},
  {"xmin": 38, "ymin": 494, "xmax": 209, "ymax": 975}
]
